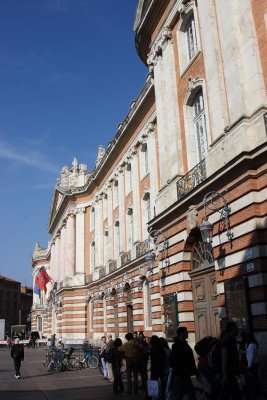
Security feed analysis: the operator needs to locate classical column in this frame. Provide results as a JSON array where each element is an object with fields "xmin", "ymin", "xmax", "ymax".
[
  {"xmin": 54, "ymin": 233, "xmax": 61, "ymax": 283},
  {"xmin": 59, "ymin": 221, "xmax": 66, "ymax": 281},
  {"xmin": 75, "ymin": 207, "xmax": 85, "ymax": 273},
  {"xmin": 66, "ymin": 212, "xmax": 75, "ymax": 276},
  {"xmin": 50, "ymin": 241, "xmax": 56, "ymax": 282}
]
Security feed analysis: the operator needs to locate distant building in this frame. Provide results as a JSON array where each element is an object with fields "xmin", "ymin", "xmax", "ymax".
[
  {"xmin": 0, "ymin": 275, "xmax": 32, "ymax": 336},
  {"xmin": 32, "ymin": 0, "xmax": 266, "ymax": 366}
]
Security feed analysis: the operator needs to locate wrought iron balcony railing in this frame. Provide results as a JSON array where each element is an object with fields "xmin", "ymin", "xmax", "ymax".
[{"xmin": 177, "ymin": 159, "xmax": 206, "ymax": 200}]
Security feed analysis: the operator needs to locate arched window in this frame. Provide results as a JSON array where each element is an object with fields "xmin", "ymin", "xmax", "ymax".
[
  {"xmin": 184, "ymin": 83, "xmax": 209, "ymax": 169},
  {"xmin": 177, "ymin": 7, "xmax": 200, "ymax": 73},
  {"xmin": 192, "ymin": 236, "xmax": 214, "ymax": 271}
]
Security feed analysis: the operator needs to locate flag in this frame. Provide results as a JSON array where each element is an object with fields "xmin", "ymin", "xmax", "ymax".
[
  {"xmin": 35, "ymin": 266, "xmax": 52, "ymax": 293},
  {"xmin": 33, "ymin": 274, "xmax": 41, "ymax": 295}
]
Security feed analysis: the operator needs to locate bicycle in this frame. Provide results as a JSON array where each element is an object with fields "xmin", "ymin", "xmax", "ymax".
[{"xmin": 80, "ymin": 349, "xmax": 99, "ymax": 369}]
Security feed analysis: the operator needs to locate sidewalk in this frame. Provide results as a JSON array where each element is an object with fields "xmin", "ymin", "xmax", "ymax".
[{"xmin": 0, "ymin": 347, "xmax": 146, "ymax": 400}]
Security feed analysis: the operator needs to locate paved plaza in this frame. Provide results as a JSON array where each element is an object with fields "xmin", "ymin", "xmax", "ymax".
[{"xmin": 0, "ymin": 347, "xmax": 145, "ymax": 400}]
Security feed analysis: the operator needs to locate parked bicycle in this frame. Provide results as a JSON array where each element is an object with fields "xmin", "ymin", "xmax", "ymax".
[{"xmin": 79, "ymin": 347, "xmax": 99, "ymax": 369}]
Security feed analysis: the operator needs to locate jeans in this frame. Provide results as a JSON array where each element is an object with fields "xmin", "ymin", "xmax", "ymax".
[{"xmin": 101, "ymin": 357, "xmax": 109, "ymax": 379}]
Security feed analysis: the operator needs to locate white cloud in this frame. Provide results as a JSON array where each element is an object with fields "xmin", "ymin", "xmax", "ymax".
[{"xmin": 0, "ymin": 139, "xmax": 59, "ymax": 173}]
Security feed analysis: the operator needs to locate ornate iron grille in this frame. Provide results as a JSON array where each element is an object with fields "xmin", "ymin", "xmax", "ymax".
[
  {"xmin": 108, "ymin": 260, "xmax": 117, "ymax": 273},
  {"xmin": 121, "ymin": 251, "xmax": 131, "ymax": 267},
  {"xmin": 177, "ymin": 159, "xmax": 206, "ymax": 200}
]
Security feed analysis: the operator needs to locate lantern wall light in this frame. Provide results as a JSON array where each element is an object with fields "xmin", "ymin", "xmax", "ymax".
[
  {"xmin": 144, "ymin": 229, "xmax": 170, "ymax": 272},
  {"xmin": 200, "ymin": 191, "xmax": 233, "ymax": 244}
]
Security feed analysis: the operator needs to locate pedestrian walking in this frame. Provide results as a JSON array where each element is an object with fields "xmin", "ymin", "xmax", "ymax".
[
  {"xmin": 169, "ymin": 326, "xmax": 197, "ymax": 400},
  {"xmin": 105, "ymin": 334, "xmax": 114, "ymax": 382},
  {"xmin": 100, "ymin": 335, "xmax": 109, "ymax": 380},
  {"xmin": 11, "ymin": 338, "xmax": 24, "ymax": 379},
  {"xmin": 112, "ymin": 338, "xmax": 124, "ymax": 393},
  {"xmin": 148, "ymin": 335, "xmax": 166, "ymax": 400},
  {"xmin": 119, "ymin": 332, "xmax": 143, "ymax": 394},
  {"xmin": 137, "ymin": 331, "xmax": 149, "ymax": 390},
  {"xmin": 219, "ymin": 320, "xmax": 242, "ymax": 400}
]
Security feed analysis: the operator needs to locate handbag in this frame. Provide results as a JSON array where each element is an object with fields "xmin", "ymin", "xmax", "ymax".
[{"xmin": 147, "ymin": 379, "xmax": 159, "ymax": 398}]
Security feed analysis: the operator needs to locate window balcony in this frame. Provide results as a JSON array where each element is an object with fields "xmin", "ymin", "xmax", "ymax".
[{"xmin": 176, "ymin": 159, "xmax": 206, "ymax": 200}]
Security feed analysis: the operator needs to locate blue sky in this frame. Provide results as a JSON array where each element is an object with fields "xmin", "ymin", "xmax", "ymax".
[{"xmin": 0, "ymin": 0, "xmax": 147, "ymax": 287}]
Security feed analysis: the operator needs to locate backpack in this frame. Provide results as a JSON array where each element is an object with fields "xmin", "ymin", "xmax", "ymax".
[
  {"xmin": 207, "ymin": 340, "xmax": 222, "ymax": 372},
  {"xmin": 194, "ymin": 336, "xmax": 215, "ymax": 356}
]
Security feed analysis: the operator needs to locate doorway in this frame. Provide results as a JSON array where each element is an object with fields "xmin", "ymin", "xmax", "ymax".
[{"xmin": 191, "ymin": 238, "xmax": 219, "ymax": 341}]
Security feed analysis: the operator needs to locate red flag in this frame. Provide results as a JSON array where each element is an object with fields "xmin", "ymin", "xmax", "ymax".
[{"xmin": 37, "ymin": 267, "xmax": 52, "ymax": 293}]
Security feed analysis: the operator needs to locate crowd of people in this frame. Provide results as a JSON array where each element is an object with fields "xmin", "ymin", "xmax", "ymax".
[{"xmin": 99, "ymin": 322, "xmax": 265, "ymax": 400}]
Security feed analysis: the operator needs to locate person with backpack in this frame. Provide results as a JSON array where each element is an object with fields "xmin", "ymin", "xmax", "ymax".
[
  {"xmin": 219, "ymin": 321, "xmax": 242, "ymax": 400},
  {"xmin": 169, "ymin": 326, "xmax": 197, "ymax": 400},
  {"xmin": 11, "ymin": 338, "xmax": 24, "ymax": 379},
  {"xmin": 119, "ymin": 332, "xmax": 143, "ymax": 394},
  {"xmin": 194, "ymin": 335, "xmax": 221, "ymax": 400}
]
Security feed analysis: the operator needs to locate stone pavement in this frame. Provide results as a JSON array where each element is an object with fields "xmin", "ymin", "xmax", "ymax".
[{"xmin": 0, "ymin": 347, "xmax": 146, "ymax": 400}]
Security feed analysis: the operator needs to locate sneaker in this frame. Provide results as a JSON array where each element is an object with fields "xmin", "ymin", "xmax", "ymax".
[{"xmin": 15, "ymin": 375, "xmax": 19, "ymax": 379}]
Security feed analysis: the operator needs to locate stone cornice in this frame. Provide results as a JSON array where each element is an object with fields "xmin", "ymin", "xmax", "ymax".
[{"xmin": 147, "ymin": 27, "xmax": 173, "ymax": 73}]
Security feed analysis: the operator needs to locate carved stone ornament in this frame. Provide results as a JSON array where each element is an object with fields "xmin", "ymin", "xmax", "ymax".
[
  {"xmin": 95, "ymin": 145, "xmax": 106, "ymax": 168},
  {"xmin": 147, "ymin": 26, "xmax": 173, "ymax": 67},
  {"xmin": 57, "ymin": 157, "xmax": 90, "ymax": 190},
  {"xmin": 187, "ymin": 205, "xmax": 198, "ymax": 231},
  {"xmin": 187, "ymin": 76, "xmax": 201, "ymax": 94},
  {"xmin": 76, "ymin": 207, "xmax": 86, "ymax": 215},
  {"xmin": 178, "ymin": 1, "xmax": 190, "ymax": 15}
]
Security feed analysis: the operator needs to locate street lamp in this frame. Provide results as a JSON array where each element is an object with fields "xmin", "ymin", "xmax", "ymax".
[
  {"xmin": 200, "ymin": 191, "xmax": 233, "ymax": 243},
  {"xmin": 144, "ymin": 229, "xmax": 169, "ymax": 272}
]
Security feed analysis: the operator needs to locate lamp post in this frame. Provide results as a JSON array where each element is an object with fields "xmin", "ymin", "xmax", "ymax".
[
  {"xmin": 200, "ymin": 191, "xmax": 233, "ymax": 243},
  {"xmin": 144, "ymin": 229, "xmax": 169, "ymax": 272}
]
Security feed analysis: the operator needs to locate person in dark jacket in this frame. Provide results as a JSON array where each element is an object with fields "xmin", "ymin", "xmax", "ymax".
[
  {"xmin": 11, "ymin": 338, "xmax": 24, "ymax": 379},
  {"xmin": 112, "ymin": 338, "xmax": 124, "ymax": 393},
  {"xmin": 149, "ymin": 335, "xmax": 166, "ymax": 399},
  {"xmin": 169, "ymin": 326, "xmax": 197, "ymax": 400}
]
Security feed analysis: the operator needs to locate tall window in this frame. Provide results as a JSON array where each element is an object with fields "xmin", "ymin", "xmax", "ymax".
[
  {"xmin": 186, "ymin": 15, "xmax": 198, "ymax": 61},
  {"xmin": 144, "ymin": 280, "xmax": 152, "ymax": 328},
  {"xmin": 142, "ymin": 192, "xmax": 151, "ymax": 238},
  {"xmin": 114, "ymin": 221, "xmax": 120, "ymax": 257},
  {"xmin": 90, "ymin": 300, "xmax": 94, "ymax": 331},
  {"xmin": 104, "ymin": 228, "xmax": 109, "ymax": 265},
  {"xmin": 193, "ymin": 90, "xmax": 208, "ymax": 161},
  {"xmin": 114, "ymin": 180, "xmax": 119, "ymax": 206},
  {"xmin": 126, "ymin": 163, "xmax": 133, "ymax": 193},
  {"xmin": 37, "ymin": 316, "xmax": 43, "ymax": 332},
  {"xmin": 90, "ymin": 241, "xmax": 96, "ymax": 272},
  {"xmin": 140, "ymin": 143, "xmax": 149, "ymax": 176},
  {"xmin": 103, "ymin": 194, "xmax": 108, "ymax": 218},
  {"xmin": 127, "ymin": 207, "xmax": 134, "ymax": 250},
  {"xmin": 90, "ymin": 207, "xmax": 95, "ymax": 230}
]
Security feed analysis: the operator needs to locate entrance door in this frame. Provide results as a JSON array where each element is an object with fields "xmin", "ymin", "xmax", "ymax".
[
  {"xmin": 191, "ymin": 238, "xmax": 219, "ymax": 342},
  {"xmin": 192, "ymin": 271, "xmax": 219, "ymax": 341}
]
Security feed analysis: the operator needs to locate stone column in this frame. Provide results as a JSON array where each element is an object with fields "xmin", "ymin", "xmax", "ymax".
[
  {"xmin": 75, "ymin": 207, "xmax": 85, "ymax": 273},
  {"xmin": 59, "ymin": 221, "xmax": 66, "ymax": 281},
  {"xmin": 54, "ymin": 233, "xmax": 61, "ymax": 283},
  {"xmin": 66, "ymin": 212, "xmax": 75, "ymax": 276}
]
